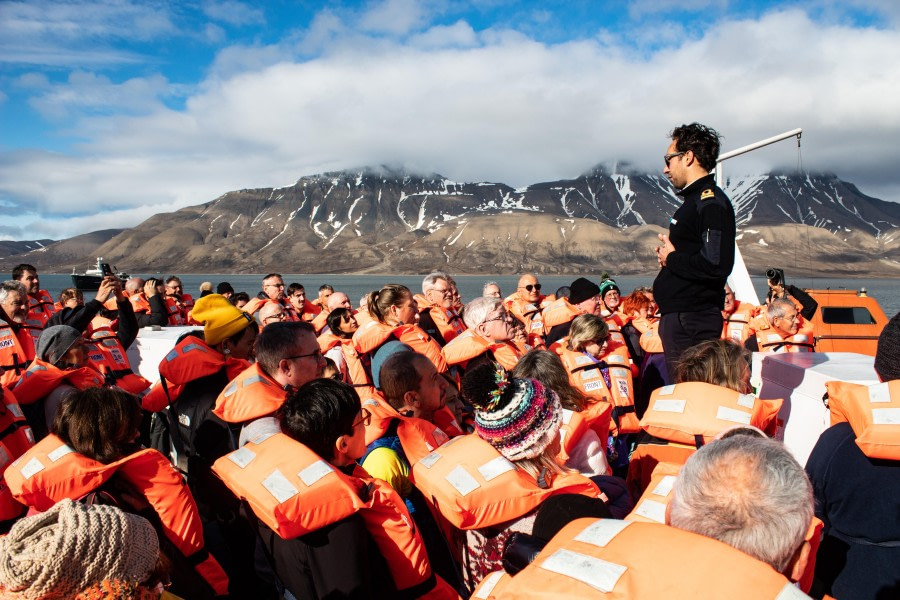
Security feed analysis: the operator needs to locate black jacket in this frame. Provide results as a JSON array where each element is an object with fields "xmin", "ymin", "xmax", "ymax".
[{"xmin": 653, "ymin": 174, "xmax": 736, "ymax": 314}]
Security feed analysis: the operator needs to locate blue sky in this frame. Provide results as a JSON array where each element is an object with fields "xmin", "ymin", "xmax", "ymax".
[{"xmin": 1, "ymin": 0, "xmax": 899, "ymax": 239}]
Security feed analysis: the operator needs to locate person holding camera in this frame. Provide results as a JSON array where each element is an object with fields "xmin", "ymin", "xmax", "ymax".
[
  {"xmin": 653, "ymin": 123, "xmax": 736, "ymax": 374},
  {"xmin": 745, "ymin": 269, "xmax": 818, "ymax": 353}
]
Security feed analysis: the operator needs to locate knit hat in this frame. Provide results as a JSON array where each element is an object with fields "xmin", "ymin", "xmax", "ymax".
[
  {"xmin": 875, "ymin": 312, "xmax": 900, "ymax": 381},
  {"xmin": 598, "ymin": 278, "xmax": 620, "ymax": 299},
  {"xmin": 568, "ymin": 278, "xmax": 600, "ymax": 305},
  {"xmin": 216, "ymin": 281, "xmax": 234, "ymax": 295},
  {"xmin": 371, "ymin": 341, "xmax": 413, "ymax": 389},
  {"xmin": 463, "ymin": 364, "xmax": 562, "ymax": 462},
  {"xmin": 35, "ymin": 325, "xmax": 82, "ymax": 365},
  {"xmin": 191, "ymin": 293, "xmax": 254, "ymax": 346},
  {"xmin": 0, "ymin": 499, "xmax": 159, "ymax": 599}
]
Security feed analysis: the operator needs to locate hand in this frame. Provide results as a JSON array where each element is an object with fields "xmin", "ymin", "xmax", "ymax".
[
  {"xmin": 656, "ymin": 234, "xmax": 675, "ymax": 267},
  {"xmin": 95, "ymin": 277, "xmax": 116, "ymax": 303},
  {"xmin": 111, "ymin": 277, "xmax": 125, "ymax": 302},
  {"xmin": 143, "ymin": 280, "xmax": 157, "ymax": 298}
]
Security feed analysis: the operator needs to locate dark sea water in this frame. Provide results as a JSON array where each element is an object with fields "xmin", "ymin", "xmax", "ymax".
[{"xmin": 38, "ymin": 272, "xmax": 900, "ymax": 318}]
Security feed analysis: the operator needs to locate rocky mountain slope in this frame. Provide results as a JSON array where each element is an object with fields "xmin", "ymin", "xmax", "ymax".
[{"xmin": 4, "ymin": 167, "xmax": 899, "ymax": 276}]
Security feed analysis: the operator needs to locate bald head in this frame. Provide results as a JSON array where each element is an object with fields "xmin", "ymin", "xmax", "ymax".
[
  {"xmin": 327, "ymin": 292, "xmax": 351, "ymax": 311},
  {"xmin": 258, "ymin": 301, "xmax": 286, "ymax": 327}
]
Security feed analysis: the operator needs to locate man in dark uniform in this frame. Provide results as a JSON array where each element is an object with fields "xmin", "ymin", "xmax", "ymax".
[{"xmin": 653, "ymin": 123, "xmax": 736, "ymax": 374}]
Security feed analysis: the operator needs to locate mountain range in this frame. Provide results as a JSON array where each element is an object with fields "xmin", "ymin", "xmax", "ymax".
[{"xmin": 3, "ymin": 166, "xmax": 899, "ymax": 277}]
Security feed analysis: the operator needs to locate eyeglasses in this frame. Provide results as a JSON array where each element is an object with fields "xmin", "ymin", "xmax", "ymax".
[
  {"xmin": 519, "ymin": 284, "xmax": 541, "ymax": 292},
  {"xmin": 778, "ymin": 314, "xmax": 799, "ymax": 322},
  {"xmin": 264, "ymin": 313, "xmax": 286, "ymax": 322},
  {"xmin": 285, "ymin": 348, "xmax": 322, "ymax": 361},
  {"xmin": 353, "ymin": 408, "xmax": 372, "ymax": 428},
  {"xmin": 428, "ymin": 287, "xmax": 452, "ymax": 296},
  {"xmin": 664, "ymin": 151, "xmax": 685, "ymax": 167},
  {"xmin": 265, "ymin": 283, "xmax": 285, "ymax": 288},
  {"xmin": 484, "ymin": 311, "xmax": 512, "ymax": 324}
]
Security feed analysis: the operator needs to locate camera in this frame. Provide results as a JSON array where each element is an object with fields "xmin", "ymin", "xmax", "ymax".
[
  {"xmin": 765, "ymin": 268, "xmax": 785, "ymax": 286},
  {"xmin": 101, "ymin": 263, "xmax": 114, "ymax": 277}
]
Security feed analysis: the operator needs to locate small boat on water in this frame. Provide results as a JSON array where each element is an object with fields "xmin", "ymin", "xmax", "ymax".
[{"xmin": 70, "ymin": 257, "xmax": 129, "ymax": 291}]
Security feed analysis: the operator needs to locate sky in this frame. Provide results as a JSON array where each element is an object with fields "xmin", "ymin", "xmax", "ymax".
[{"xmin": 1, "ymin": 0, "xmax": 899, "ymax": 241}]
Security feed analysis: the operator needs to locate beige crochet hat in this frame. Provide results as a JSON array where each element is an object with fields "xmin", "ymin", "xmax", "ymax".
[{"xmin": 0, "ymin": 499, "xmax": 159, "ymax": 599}]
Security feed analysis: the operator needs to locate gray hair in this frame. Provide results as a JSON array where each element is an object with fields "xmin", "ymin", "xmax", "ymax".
[
  {"xmin": 482, "ymin": 281, "xmax": 500, "ymax": 295},
  {"xmin": 0, "ymin": 280, "xmax": 26, "ymax": 304},
  {"xmin": 463, "ymin": 296, "xmax": 503, "ymax": 329},
  {"xmin": 668, "ymin": 436, "xmax": 813, "ymax": 573},
  {"xmin": 766, "ymin": 297, "xmax": 794, "ymax": 321},
  {"xmin": 422, "ymin": 271, "xmax": 449, "ymax": 294}
]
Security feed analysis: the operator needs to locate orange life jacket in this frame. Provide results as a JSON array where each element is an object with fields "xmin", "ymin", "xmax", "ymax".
[
  {"xmin": 490, "ymin": 518, "xmax": 806, "ymax": 599},
  {"xmin": 164, "ymin": 296, "xmax": 186, "ymax": 326},
  {"xmin": 722, "ymin": 301, "xmax": 757, "ymax": 344},
  {"xmin": 12, "ymin": 358, "xmax": 105, "ymax": 405},
  {"xmin": 353, "ymin": 320, "xmax": 448, "ymax": 373},
  {"xmin": 638, "ymin": 321, "xmax": 664, "ymax": 353},
  {"xmin": 6, "ymin": 434, "xmax": 229, "ymax": 595},
  {"xmin": 212, "ymin": 363, "xmax": 285, "ymax": 424},
  {"xmin": 156, "ymin": 336, "xmax": 250, "ymax": 406},
  {"xmin": 826, "ymin": 380, "xmax": 900, "ymax": 460},
  {"xmin": 442, "ymin": 330, "xmax": 522, "ymax": 372},
  {"xmin": 751, "ymin": 314, "xmax": 815, "ymax": 352},
  {"xmin": 84, "ymin": 326, "xmax": 150, "ymax": 395},
  {"xmin": 556, "ymin": 342, "xmax": 639, "ymax": 435},
  {"xmin": 0, "ymin": 388, "xmax": 34, "ymax": 521},
  {"xmin": 319, "ymin": 332, "xmax": 374, "ymax": 396},
  {"xmin": 414, "ymin": 294, "xmax": 467, "ymax": 345},
  {"xmin": 296, "ymin": 299, "xmax": 320, "ymax": 323},
  {"xmin": 211, "ymin": 432, "xmax": 457, "ymax": 598},
  {"xmin": 311, "ymin": 309, "xmax": 329, "ymax": 334},
  {"xmin": 504, "ymin": 294, "xmax": 551, "ymax": 346},
  {"xmin": 640, "ymin": 382, "xmax": 783, "ymax": 446},
  {"xmin": 469, "ymin": 570, "xmax": 513, "ymax": 600},
  {"xmin": 558, "ymin": 401, "xmax": 613, "ymax": 463},
  {"xmin": 26, "ymin": 291, "xmax": 55, "ymax": 328},
  {"xmin": 541, "ymin": 297, "xmax": 581, "ymax": 334},
  {"xmin": 129, "ymin": 293, "xmax": 151, "ymax": 314},
  {"xmin": 602, "ymin": 311, "xmax": 629, "ymax": 347},
  {"xmin": 410, "ymin": 434, "xmax": 601, "ymax": 530},
  {"xmin": 361, "ymin": 393, "xmax": 453, "ymax": 466},
  {"xmin": 0, "ymin": 322, "xmax": 34, "ymax": 388}
]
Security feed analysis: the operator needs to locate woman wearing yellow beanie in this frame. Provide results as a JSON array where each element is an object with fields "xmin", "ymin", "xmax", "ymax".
[{"xmin": 153, "ymin": 294, "xmax": 263, "ymax": 596}]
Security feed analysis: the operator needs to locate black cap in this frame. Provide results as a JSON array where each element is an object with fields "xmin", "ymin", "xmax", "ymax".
[{"xmin": 569, "ymin": 277, "xmax": 600, "ymax": 305}]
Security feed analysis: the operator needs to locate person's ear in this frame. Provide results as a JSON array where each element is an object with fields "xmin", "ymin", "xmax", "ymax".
[
  {"xmin": 334, "ymin": 434, "xmax": 350, "ymax": 456},
  {"xmin": 786, "ymin": 540, "xmax": 811, "ymax": 583},
  {"xmin": 403, "ymin": 390, "xmax": 419, "ymax": 408}
]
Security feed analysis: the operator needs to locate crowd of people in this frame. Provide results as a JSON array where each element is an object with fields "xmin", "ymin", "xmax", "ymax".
[{"xmin": 0, "ymin": 122, "xmax": 895, "ymax": 599}]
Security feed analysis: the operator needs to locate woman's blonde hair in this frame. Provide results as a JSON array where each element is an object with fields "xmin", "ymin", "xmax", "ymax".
[
  {"xmin": 566, "ymin": 314, "xmax": 609, "ymax": 352},
  {"xmin": 676, "ymin": 339, "xmax": 752, "ymax": 393}
]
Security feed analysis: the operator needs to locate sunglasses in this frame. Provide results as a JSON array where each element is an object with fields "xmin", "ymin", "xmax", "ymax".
[
  {"xmin": 664, "ymin": 151, "xmax": 685, "ymax": 167},
  {"xmin": 519, "ymin": 284, "xmax": 542, "ymax": 292}
]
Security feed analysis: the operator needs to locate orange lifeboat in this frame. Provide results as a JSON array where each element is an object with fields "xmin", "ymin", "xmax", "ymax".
[{"xmin": 807, "ymin": 289, "xmax": 888, "ymax": 355}]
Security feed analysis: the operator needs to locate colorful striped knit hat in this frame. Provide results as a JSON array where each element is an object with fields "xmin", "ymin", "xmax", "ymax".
[{"xmin": 465, "ymin": 365, "xmax": 562, "ymax": 462}]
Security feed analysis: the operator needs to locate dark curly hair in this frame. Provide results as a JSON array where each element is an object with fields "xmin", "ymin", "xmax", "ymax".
[
  {"xmin": 278, "ymin": 378, "xmax": 360, "ymax": 461},
  {"xmin": 671, "ymin": 123, "xmax": 722, "ymax": 172}
]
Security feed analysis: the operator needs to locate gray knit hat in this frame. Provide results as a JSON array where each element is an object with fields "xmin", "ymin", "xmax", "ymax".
[
  {"xmin": 34, "ymin": 325, "xmax": 82, "ymax": 365},
  {"xmin": 0, "ymin": 499, "xmax": 159, "ymax": 599},
  {"xmin": 875, "ymin": 312, "xmax": 900, "ymax": 382}
]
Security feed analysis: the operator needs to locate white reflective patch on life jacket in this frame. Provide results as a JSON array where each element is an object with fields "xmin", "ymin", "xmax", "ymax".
[
  {"xmin": 767, "ymin": 334, "xmax": 782, "ymax": 342},
  {"xmin": 581, "ymin": 369, "xmax": 600, "ymax": 380},
  {"xmin": 432, "ymin": 427, "xmax": 450, "ymax": 446},
  {"xmin": 262, "ymin": 469, "xmax": 299, "ymax": 504},
  {"xmin": 298, "ymin": 460, "xmax": 333, "ymax": 487},
  {"xmin": 868, "ymin": 382, "xmax": 892, "ymax": 404},
  {"xmin": 657, "ymin": 385, "xmax": 676, "ymax": 396},
  {"xmin": 20, "ymin": 457, "xmax": 45, "ymax": 480},
  {"xmin": 775, "ymin": 582, "xmax": 812, "ymax": 600},
  {"xmin": 717, "ymin": 406, "xmax": 752, "ymax": 425},
  {"xmin": 872, "ymin": 408, "xmax": 900, "ymax": 425},
  {"xmin": 794, "ymin": 335, "xmax": 808, "ymax": 343},
  {"xmin": 651, "ymin": 475, "xmax": 677, "ymax": 497},
  {"xmin": 419, "ymin": 451, "xmax": 442, "ymax": 469},
  {"xmin": 445, "ymin": 465, "xmax": 480, "ymax": 496},
  {"xmin": 228, "ymin": 447, "xmax": 257, "ymax": 469},
  {"xmin": 478, "ymin": 456, "xmax": 516, "ymax": 482},
  {"xmin": 530, "ymin": 321, "xmax": 543, "ymax": 331},
  {"xmin": 0, "ymin": 447, "xmax": 9, "ymax": 469},
  {"xmin": 362, "ymin": 399, "xmax": 379, "ymax": 408},
  {"xmin": 652, "ymin": 399, "xmax": 686, "ymax": 414},
  {"xmin": 575, "ymin": 355, "xmax": 593, "ymax": 366},
  {"xmin": 473, "ymin": 571, "xmax": 505, "ymax": 599},
  {"xmin": 540, "ymin": 548, "xmax": 627, "ymax": 593},
  {"xmin": 583, "ymin": 380, "xmax": 605, "ymax": 392},
  {"xmin": 607, "ymin": 354, "xmax": 626, "ymax": 364},
  {"xmin": 616, "ymin": 379, "xmax": 629, "ymax": 398},
  {"xmin": 573, "ymin": 519, "xmax": 632, "ymax": 548},
  {"xmin": 738, "ymin": 394, "xmax": 756, "ymax": 409},
  {"xmin": 6, "ymin": 403, "xmax": 23, "ymax": 419},
  {"xmin": 729, "ymin": 328, "xmax": 743, "ymax": 342},
  {"xmin": 48, "ymin": 444, "xmax": 74, "ymax": 463},
  {"xmin": 24, "ymin": 428, "xmax": 34, "ymax": 444},
  {"xmin": 633, "ymin": 499, "xmax": 668, "ymax": 523},
  {"xmin": 0, "ymin": 338, "xmax": 13, "ymax": 350}
]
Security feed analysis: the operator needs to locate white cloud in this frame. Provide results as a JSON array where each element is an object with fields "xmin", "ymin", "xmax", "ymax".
[
  {"xmin": 358, "ymin": 0, "xmax": 431, "ymax": 35},
  {"xmin": 27, "ymin": 71, "xmax": 173, "ymax": 120},
  {"xmin": 2, "ymin": 6, "xmax": 900, "ymax": 239}
]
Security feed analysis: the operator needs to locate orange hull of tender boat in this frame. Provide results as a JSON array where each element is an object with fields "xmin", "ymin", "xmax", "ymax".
[{"xmin": 807, "ymin": 289, "xmax": 888, "ymax": 356}]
